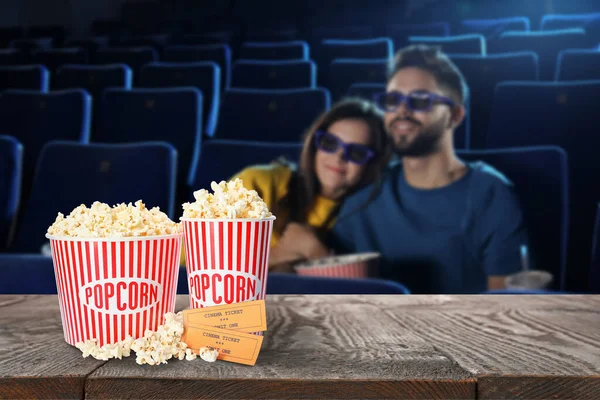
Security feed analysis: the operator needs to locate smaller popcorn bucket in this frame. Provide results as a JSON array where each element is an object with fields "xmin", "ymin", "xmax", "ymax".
[
  {"xmin": 46, "ymin": 233, "xmax": 182, "ymax": 347},
  {"xmin": 294, "ymin": 253, "xmax": 381, "ymax": 278},
  {"xmin": 181, "ymin": 217, "xmax": 275, "ymax": 334}
]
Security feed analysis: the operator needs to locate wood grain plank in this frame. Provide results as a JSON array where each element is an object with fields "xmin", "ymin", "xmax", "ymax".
[
  {"xmin": 86, "ymin": 377, "xmax": 475, "ymax": 400},
  {"xmin": 0, "ymin": 377, "xmax": 84, "ymax": 400},
  {"xmin": 380, "ymin": 296, "xmax": 600, "ymax": 399},
  {"xmin": 477, "ymin": 376, "xmax": 600, "ymax": 400},
  {"xmin": 86, "ymin": 295, "xmax": 475, "ymax": 399},
  {"xmin": 383, "ymin": 307, "xmax": 600, "ymax": 375},
  {"xmin": 7, "ymin": 295, "xmax": 595, "ymax": 399},
  {"xmin": 359, "ymin": 294, "xmax": 600, "ymax": 312},
  {"xmin": 0, "ymin": 295, "xmax": 106, "ymax": 400}
]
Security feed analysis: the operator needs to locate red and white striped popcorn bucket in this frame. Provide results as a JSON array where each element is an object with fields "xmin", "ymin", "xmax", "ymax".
[
  {"xmin": 45, "ymin": 233, "xmax": 182, "ymax": 347},
  {"xmin": 181, "ymin": 217, "xmax": 275, "ymax": 331},
  {"xmin": 294, "ymin": 253, "xmax": 381, "ymax": 279}
]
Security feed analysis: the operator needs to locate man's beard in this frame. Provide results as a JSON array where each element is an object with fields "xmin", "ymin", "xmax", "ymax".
[{"xmin": 388, "ymin": 117, "xmax": 446, "ymax": 157}]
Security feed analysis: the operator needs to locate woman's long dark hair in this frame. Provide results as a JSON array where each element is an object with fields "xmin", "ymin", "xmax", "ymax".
[{"xmin": 282, "ymin": 98, "xmax": 390, "ymax": 228}]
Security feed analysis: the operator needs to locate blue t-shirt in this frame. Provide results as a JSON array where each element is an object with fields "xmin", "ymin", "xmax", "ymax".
[{"xmin": 329, "ymin": 161, "xmax": 528, "ymax": 294}]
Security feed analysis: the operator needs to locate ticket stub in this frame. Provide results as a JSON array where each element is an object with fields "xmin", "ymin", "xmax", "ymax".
[
  {"xmin": 183, "ymin": 324, "xmax": 264, "ymax": 366},
  {"xmin": 183, "ymin": 300, "xmax": 267, "ymax": 333}
]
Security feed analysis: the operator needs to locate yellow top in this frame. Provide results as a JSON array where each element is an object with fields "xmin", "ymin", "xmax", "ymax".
[{"xmin": 232, "ymin": 163, "xmax": 339, "ymax": 247}]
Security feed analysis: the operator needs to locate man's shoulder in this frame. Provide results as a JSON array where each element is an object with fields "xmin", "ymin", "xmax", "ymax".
[
  {"xmin": 470, "ymin": 161, "xmax": 512, "ymax": 185},
  {"xmin": 467, "ymin": 161, "xmax": 520, "ymax": 210},
  {"xmin": 468, "ymin": 161, "xmax": 515, "ymax": 192}
]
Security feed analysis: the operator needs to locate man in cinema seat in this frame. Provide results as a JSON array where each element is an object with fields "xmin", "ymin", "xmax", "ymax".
[{"xmin": 328, "ymin": 45, "xmax": 529, "ymax": 294}]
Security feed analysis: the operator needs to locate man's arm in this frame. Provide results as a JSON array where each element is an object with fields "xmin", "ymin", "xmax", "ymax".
[{"xmin": 479, "ymin": 182, "xmax": 529, "ymax": 290}]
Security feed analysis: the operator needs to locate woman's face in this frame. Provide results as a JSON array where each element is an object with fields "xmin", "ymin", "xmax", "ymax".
[{"xmin": 314, "ymin": 118, "xmax": 373, "ymax": 200}]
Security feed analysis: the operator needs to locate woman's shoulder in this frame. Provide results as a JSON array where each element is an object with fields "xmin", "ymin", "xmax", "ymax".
[
  {"xmin": 233, "ymin": 161, "xmax": 294, "ymax": 197},
  {"xmin": 235, "ymin": 162, "xmax": 293, "ymax": 183}
]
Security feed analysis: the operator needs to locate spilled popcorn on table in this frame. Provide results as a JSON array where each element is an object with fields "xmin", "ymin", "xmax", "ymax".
[{"xmin": 75, "ymin": 311, "xmax": 218, "ymax": 366}]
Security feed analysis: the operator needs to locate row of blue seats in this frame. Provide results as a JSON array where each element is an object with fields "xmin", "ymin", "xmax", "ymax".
[
  {"xmin": 192, "ymin": 14, "xmax": 600, "ymax": 41},
  {"xmin": 0, "ymin": 87, "xmax": 324, "ymax": 193},
  {"xmin": 2, "ymin": 76, "xmax": 600, "ymax": 186},
  {"xmin": 0, "ymin": 26, "xmax": 66, "ymax": 48},
  {"xmin": 5, "ymin": 12, "xmax": 594, "ymax": 46},
  {"xmin": 3, "ymin": 47, "xmax": 599, "ymax": 93},
  {"xmin": 0, "ymin": 44, "xmax": 232, "ymax": 88},
  {"xmin": 0, "ymin": 137, "xmax": 574, "ymax": 291},
  {"xmin": 3, "ymin": 30, "xmax": 599, "ymax": 81},
  {"xmin": 3, "ymin": 43, "xmax": 599, "ymax": 83},
  {"xmin": 1, "ymin": 47, "xmax": 599, "ymax": 151}
]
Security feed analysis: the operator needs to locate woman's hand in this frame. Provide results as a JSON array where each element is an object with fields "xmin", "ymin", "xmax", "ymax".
[
  {"xmin": 278, "ymin": 222, "xmax": 330, "ymax": 259},
  {"xmin": 268, "ymin": 223, "xmax": 331, "ymax": 270}
]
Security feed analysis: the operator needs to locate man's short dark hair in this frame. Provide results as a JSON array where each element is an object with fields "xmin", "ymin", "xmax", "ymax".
[{"xmin": 388, "ymin": 44, "xmax": 467, "ymax": 105}]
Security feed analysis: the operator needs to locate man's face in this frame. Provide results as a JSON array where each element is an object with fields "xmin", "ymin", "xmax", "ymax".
[{"xmin": 384, "ymin": 67, "xmax": 455, "ymax": 157}]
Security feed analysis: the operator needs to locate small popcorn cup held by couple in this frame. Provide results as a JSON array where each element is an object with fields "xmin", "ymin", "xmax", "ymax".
[{"xmin": 294, "ymin": 252, "xmax": 381, "ymax": 279}]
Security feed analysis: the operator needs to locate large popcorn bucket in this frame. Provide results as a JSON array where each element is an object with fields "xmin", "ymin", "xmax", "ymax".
[
  {"xmin": 181, "ymin": 217, "xmax": 275, "ymax": 334},
  {"xmin": 294, "ymin": 253, "xmax": 381, "ymax": 278},
  {"xmin": 45, "ymin": 233, "xmax": 182, "ymax": 347}
]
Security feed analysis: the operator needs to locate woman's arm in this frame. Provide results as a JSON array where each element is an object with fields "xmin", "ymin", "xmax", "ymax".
[
  {"xmin": 268, "ymin": 222, "xmax": 330, "ymax": 271},
  {"xmin": 268, "ymin": 245, "xmax": 304, "ymax": 273}
]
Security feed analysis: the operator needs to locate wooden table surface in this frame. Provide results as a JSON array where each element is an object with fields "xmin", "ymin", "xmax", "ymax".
[{"xmin": 1, "ymin": 295, "xmax": 599, "ymax": 400}]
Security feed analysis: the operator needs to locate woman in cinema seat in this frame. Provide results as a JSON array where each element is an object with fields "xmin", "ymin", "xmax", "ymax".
[{"xmin": 232, "ymin": 98, "xmax": 390, "ymax": 271}]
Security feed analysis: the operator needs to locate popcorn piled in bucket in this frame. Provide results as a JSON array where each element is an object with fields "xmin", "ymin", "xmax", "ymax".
[
  {"xmin": 47, "ymin": 200, "xmax": 179, "ymax": 238},
  {"xmin": 182, "ymin": 179, "xmax": 272, "ymax": 219},
  {"xmin": 76, "ymin": 312, "xmax": 218, "ymax": 365}
]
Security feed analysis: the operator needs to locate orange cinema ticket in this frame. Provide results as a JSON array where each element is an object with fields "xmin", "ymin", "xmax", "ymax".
[
  {"xmin": 183, "ymin": 325, "xmax": 264, "ymax": 366},
  {"xmin": 183, "ymin": 299, "xmax": 267, "ymax": 333}
]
